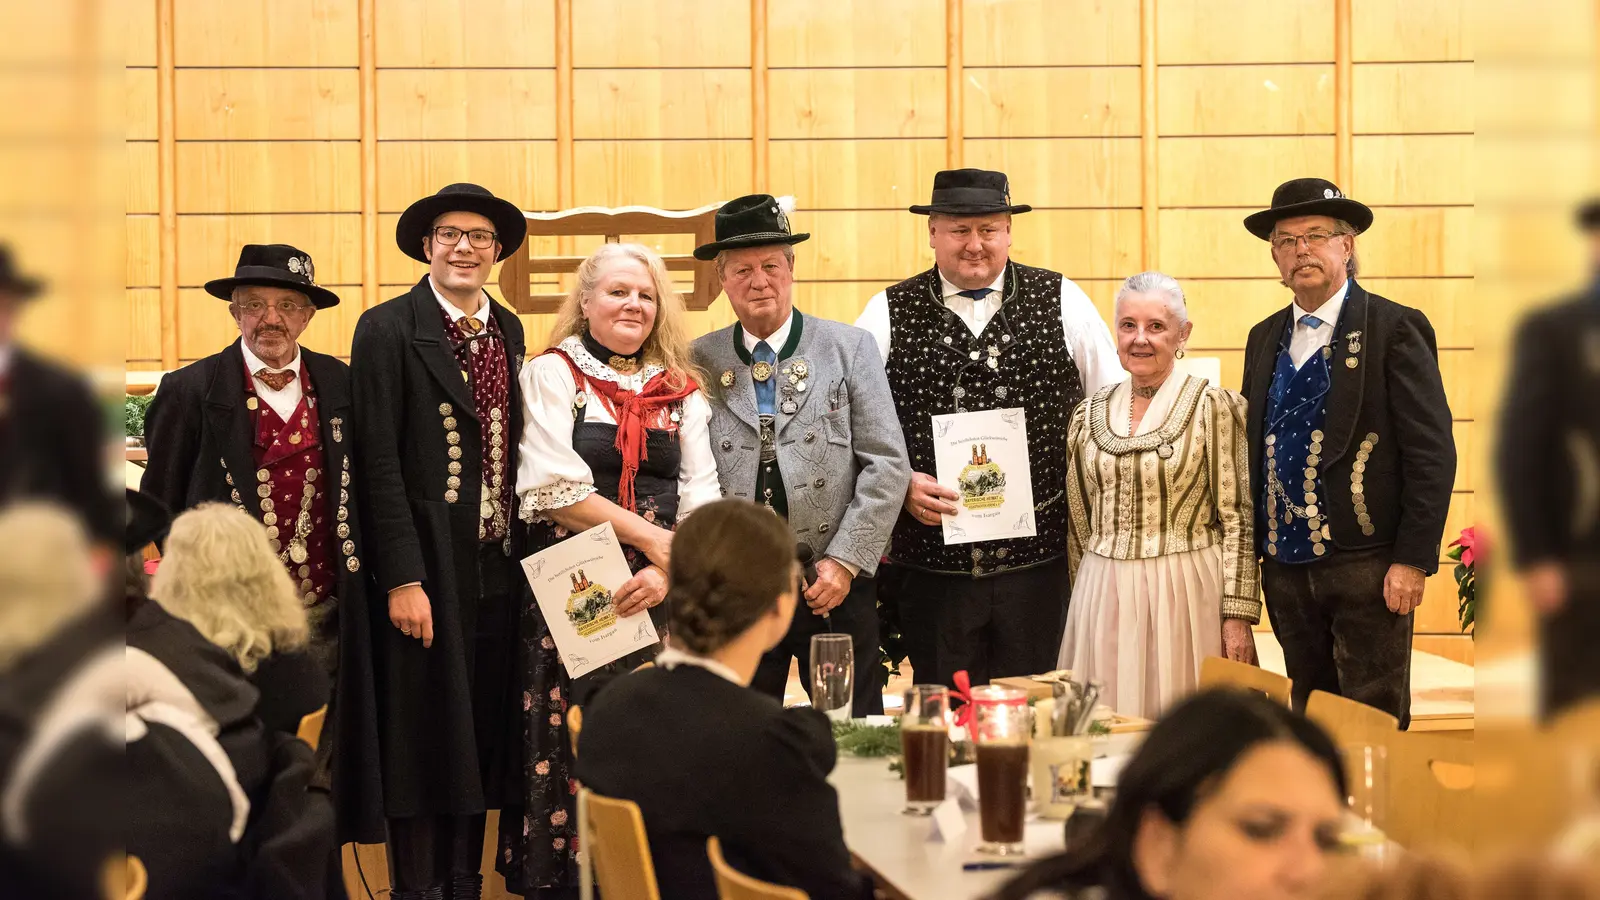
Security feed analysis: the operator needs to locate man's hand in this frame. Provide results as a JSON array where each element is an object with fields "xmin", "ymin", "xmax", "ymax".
[
  {"xmin": 804, "ymin": 558, "xmax": 853, "ymax": 615},
  {"xmin": 904, "ymin": 472, "xmax": 960, "ymax": 527},
  {"xmin": 614, "ymin": 565, "xmax": 668, "ymax": 618},
  {"xmin": 1525, "ymin": 561, "xmax": 1569, "ymax": 616},
  {"xmin": 1222, "ymin": 618, "xmax": 1258, "ymax": 665},
  {"xmin": 1383, "ymin": 564, "xmax": 1426, "ymax": 616},
  {"xmin": 389, "ymin": 583, "xmax": 434, "ymax": 648}
]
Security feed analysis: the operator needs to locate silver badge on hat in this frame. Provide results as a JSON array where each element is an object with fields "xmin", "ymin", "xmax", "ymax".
[
  {"xmin": 288, "ymin": 256, "xmax": 302, "ymax": 274},
  {"xmin": 1324, "ymin": 188, "xmax": 1338, "ymax": 199}
]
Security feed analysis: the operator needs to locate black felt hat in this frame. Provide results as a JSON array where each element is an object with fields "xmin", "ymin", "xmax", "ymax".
[
  {"xmin": 203, "ymin": 243, "xmax": 341, "ymax": 309},
  {"xmin": 0, "ymin": 244, "xmax": 44, "ymax": 301},
  {"xmin": 1243, "ymin": 178, "xmax": 1374, "ymax": 241},
  {"xmin": 693, "ymin": 194, "xmax": 810, "ymax": 261},
  {"xmin": 396, "ymin": 182, "xmax": 528, "ymax": 263},
  {"xmin": 908, "ymin": 168, "xmax": 1032, "ymax": 216},
  {"xmin": 125, "ymin": 488, "xmax": 171, "ymax": 555}
]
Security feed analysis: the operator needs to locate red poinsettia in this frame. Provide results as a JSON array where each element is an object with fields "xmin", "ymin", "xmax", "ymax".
[
  {"xmin": 1445, "ymin": 526, "xmax": 1480, "ymax": 639},
  {"xmin": 1451, "ymin": 526, "xmax": 1478, "ymax": 568}
]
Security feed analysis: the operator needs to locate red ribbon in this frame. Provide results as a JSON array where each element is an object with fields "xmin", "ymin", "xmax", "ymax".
[{"xmin": 951, "ymin": 669, "xmax": 975, "ymax": 728}]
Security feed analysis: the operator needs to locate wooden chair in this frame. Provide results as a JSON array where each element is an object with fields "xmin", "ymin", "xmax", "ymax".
[
  {"xmin": 104, "ymin": 854, "xmax": 147, "ymax": 900},
  {"xmin": 582, "ymin": 790, "xmax": 662, "ymax": 900},
  {"xmin": 1384, "ymin": 729, "xmax": 1476, "ymax": 852},
  {"xmin": 497, "ymin": 203, "xmax": 724, "ymax": 314},
  {"xmin": 296, "ymin": 705, "xmax": 328, "ymax": 751},
  {"xmin": 1305, "ymin": 690, "xmax": 1398, "ymax": 749},
  {"xmin": 1198, "ymin": 656, "xmax": 1292, "ymax": 706},
  {"xmin": 707, "ymin": 837, "xmax": 808, "ymax": 900}
]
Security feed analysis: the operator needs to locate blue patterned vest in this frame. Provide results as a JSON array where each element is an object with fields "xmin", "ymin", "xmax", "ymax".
[{"xmin": 1261, "ymin": 318, "xmax": 1334, "ymax": 564}]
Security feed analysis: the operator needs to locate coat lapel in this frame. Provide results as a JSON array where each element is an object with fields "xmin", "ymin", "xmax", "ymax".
[
  {"xmin": 1322, "ymin": 280, "xmax": 1369, "ymax": 465},
  {"xmin": 204, "ymin": 340, "xmax": 264, "ymax": 520},
  {"xmin": 303, "ymin": 349, "xmax": 350, "ymax": 463},
  {"xmin": 408, "ymin": 277, "xmax": 479, "ymax": 419},
  {"xmin": 715, "ymin": 328, "xmax": 762, "ymax": 431},
  {"xmin": 1244, "ymin": 306, "xmax": 1291, "ymax": 450},
  {"xmin": 775, "ymin": 322, "xmax": 820, "ymax": 438}
]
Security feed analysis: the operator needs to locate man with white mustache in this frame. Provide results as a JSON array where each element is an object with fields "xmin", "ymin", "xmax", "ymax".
[{"xmin": 856, "ymin": 168, "xmax": 1123, "ymax": 688}]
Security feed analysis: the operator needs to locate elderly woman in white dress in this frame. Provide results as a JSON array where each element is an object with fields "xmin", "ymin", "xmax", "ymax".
[{"xmin": 1056, "ymin": 272, "xmax": 1258, "ymax": 718}]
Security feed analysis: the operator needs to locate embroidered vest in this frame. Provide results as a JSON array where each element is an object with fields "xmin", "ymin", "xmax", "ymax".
[
  {"xmin": 1261, "ymin": 320, "xmax": 1333, "ymax": 564},
  {"xmin": 883, "ymin": 262, "xmax": 1083, "ymax": 576},
  {"xmin": 245, "ymin": 366, "xmax": 337, "ymax": 607},
  {"xmin": 440, "ymin": 307, "xmax": 513, "ymax": 543}
]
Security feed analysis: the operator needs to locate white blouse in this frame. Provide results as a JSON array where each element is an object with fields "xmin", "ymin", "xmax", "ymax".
[{"xmin": 515, "ymin": 336, "xmax": 721, "ymax": 525}]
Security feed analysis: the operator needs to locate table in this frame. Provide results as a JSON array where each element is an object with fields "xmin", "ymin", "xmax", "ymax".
[{"xmin": 831, "ymin": 734, "xmax": 1142, "ymax": 900}]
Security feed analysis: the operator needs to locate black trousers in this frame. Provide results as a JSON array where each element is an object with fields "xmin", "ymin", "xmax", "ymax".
[
  {"xmin": 897, "ymin": 559, "xmax": 1070, "ymax": 688},
  {"xmin": 1261, "ymin": 546, "xmax": 1412, "ymax": 729},
  {"xmin": 750, "ymin": 574, "xmax": 884, "ymax": 715}
]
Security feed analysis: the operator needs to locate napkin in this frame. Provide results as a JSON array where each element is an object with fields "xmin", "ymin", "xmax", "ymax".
[{"xmin": 946, "ymin": 764, "xmax": 979, "ymax": 811}]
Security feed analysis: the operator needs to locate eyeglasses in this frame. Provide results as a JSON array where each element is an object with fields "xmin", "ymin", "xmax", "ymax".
[
  {"xmin": 431, "ymin": 226, "xmax": 498, "ymax": 250},
  {"xmin": 234, "ymin": 299, "xmax": 313, "ymax": 317},
  {"xmin": 1271, "ymin": 230, "xmax": 1349, "ymax": 253}
]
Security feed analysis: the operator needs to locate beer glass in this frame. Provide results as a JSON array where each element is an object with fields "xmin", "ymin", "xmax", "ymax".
[
  {"xmin": 1341, "ymin": 744, "xmax": 1389, "ymax": 862},
  {"xmin": 809, "ymin": 633, "xmax": 854, "ymax": 721},
  {"xmin": 900, "ymin": 685, "xmax": 949, "ymax": 815},
  {"xmin": 971, "ymin": 685, "xmax": 1030, "ymax": 856}
]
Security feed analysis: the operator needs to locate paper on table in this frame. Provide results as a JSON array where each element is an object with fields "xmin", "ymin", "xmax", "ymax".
[
  {"xmin": 946, "ymin": 764, "xmax": 979, "ymax": 812},
  {"xmin": 930, "ymin": 407, "xmax": 1036, "ymax": 545},
  {"xmin": 520, "ymin": 521, "xmax": 658, "ymax": 680},
  {"xmin": 929, "ymin": 798, "xmax": 967, "ymax": 843},
  {"xmin": 1091, "ymin": 754, "xmax": 1128, "ymax": 788}
]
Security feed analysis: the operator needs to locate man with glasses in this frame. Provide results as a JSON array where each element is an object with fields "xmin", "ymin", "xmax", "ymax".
[
  {"xmin": 1240, "ymin": 178, "xmax": 1455, "ymax": 729},
  {"xmin": 348, "ymin": 183, "xmax": 527, "ymax": 900}
]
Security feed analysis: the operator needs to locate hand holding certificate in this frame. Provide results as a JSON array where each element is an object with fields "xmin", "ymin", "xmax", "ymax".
[
  {"xmin": 520, "ymin": 521, "xmax": 660, "ymax": 679},
  {"xmin": 930, "ymin": 407, "xmax": 1037, "ymax": 545}
]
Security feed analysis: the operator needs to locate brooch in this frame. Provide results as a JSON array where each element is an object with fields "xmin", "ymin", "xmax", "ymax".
[
  {"xmin": 609, "ymin": 355, "xmax": 640, "ymax": 374},
  {"xmin": 719, "ymin": 370, "xmax": 734, "ymax": 388},
  {"xmin": 752, "ymin": 360, "xmax": 774, "ymax": 382},
  {"xmin": 1344, "ymin": 331, "xmax": 1362, "ymax": 369},
  {"xmin": 330, "ymin": 416, "xmax": 343, "ymax": 443}
]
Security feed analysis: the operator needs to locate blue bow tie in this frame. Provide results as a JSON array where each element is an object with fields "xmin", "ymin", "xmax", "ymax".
[
  {"xmin": 1299, "ymin": 314, "xmax": 1325, "ymax": 330},
  {"xmin": 957, "ymin": 288, "xmax": 993, "ymax": 301}
]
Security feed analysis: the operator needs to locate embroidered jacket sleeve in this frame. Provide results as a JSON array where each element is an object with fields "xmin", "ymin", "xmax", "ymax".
[
  {"xmin": 514, "ymin": 353, "xmax": 598, "ymax": 520},
  {"xmin": 1059, "ymin": 276, "xmax": 1127, "ymax": 395},
  {"xmin": 1063, "ymin": 397, "xmax": 1093, "ymax": 582},
  {"xmin": 1205, "ymin": 387, "xmax": 1261, "ymax": 622},
  {"xmin": 675, "ymin": 389, "xmax": 722, "ymax": 519}
]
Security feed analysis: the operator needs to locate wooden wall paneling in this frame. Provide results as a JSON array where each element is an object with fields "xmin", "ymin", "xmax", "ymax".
[
  {"xmin": 174, "ymin": 69, "xmax": 361, "ymax": 140},
  {"xmin": 373, "ymin": 0, "xmax": 556, "ymax": 67},
  {"xmin": 1139, "ymin": 0, "xmax": 1156, "ymax": 268},
  {"xmin": 963, "ymin": 68, "xmax": 1142, "ymax": 138},
  {"xmin": 573, "ymin": 140, "xmax": 751, "ymax": 208},
  {"xmin": 375, "ymin": 70, "xmax": 558, "ymax": 140},
  {"xmin": 1157, "ymin": 65, "xmax": 1336, "ymax": 136},
  {"xmin": 571, "ymin": 0, "xmax": 750, "ymax": 68},
  {"xmin": 1004, "ymin": 210, "xmax": 1144, "ymax": 281},
  {"xmin": 295, "ymin": 287, "xmax": 363, "ymax": 357},
  {"xmin": 359, "ymin": 0, "xmax": 376, "ymax": 308},
  {"xmin": 1177, "ymin": 277, "xmax": 1472, "ymax": 352},
  {"xmin": 962, "ymin": 0, "xmax": 1141, "ymax": 66},
  {"xmin": 1360, "ymin": 277, "xmax": 1471, "ymax": 348},
  {"xmin": 175, "ymin": 143, "xmax": 362, "ymax": 213},
  {"xmin": 1158, "ymin": 136, "xmax": 1336, "ymax": 207},
  {"xmin": 1349, "ymin": 0, "xmax": 1472, "ymax": 62},
  {"xmin": 157, "ymin": 0, "xmax": 177, "ymax": 369},
  {"xmin": 1156, "ymin": 0, "xmax": 1334, "ymax": 64},
  {"xmin": 572, "ymin": 70, "xmax": 752, "ymax": 139},
  {"xmin": 128, "ymin": 216, "xmax": 160, "ymax": 288},
  {"xmin": 128, "ymin": 0, "xmax": 157, "ymax": 67},
  {"xmin": 768, "ymin": 139, "xmax": 946, "ymax": 209},
  {"xmin": 377, "ymin": 142, "xmax": 560, "ymax": 212},
  {"xmin": 172, "ymin": 0, "xmax": 359, "ymax": 67},
  {"xmin": 795, "ymin": 281, "xmax": 908, "ymax": 323},
  {"xmin": 1334, "ymin": 0, "xmax": 1352, "ymax": 188},
  {"xmin": 1353, "ymin": 135, "xmax": 1474, "ymax": 206},
  {"xmin": 945, "ymin": 0, "xmax": 962, "ymax": 168},
  {"xmin": 127, "ymin": 68, "xmax": 157, "ymax": 140},
  {"xmin": 751, "ymin": 0, "xmax": 768, "ymax": 188},
  {"xmin": 128, "ymin": 143, "xmax": 160, "ymax": 214},
  {"xmin": 1414, "ymin": 574, "xmax": 1473, "ymax": 634},
  {"xmin": 128, "ymin": 289, "xmax": 163, "ymax": 366},
  {"xmin": 1413, "ymin": 635, "xmax": 1473, "ymax": 666},
  {"xmin": 1442, "ymin": 493, "xmax": 1474, "ymax": 560},
  {"xmin": 1476, "ymin": 67, "xmax": 1585, "ymax": 136},
  {"xmin": 767, "ymin": 0, "xmax": 945, "ymax": 67},
  {"xmin": 1353, "ymin": 63, "xmax": 1474, "ymax": 134},
  {"xmin": 1157, "ymin": 207, "xmax": 1472, "ymax": 278},
  {"xmin": 1452, "ymin": 422, "xmax": 1474, "ymax": 491},
  {"xmin": 767, "ymin": 69, "xmax": 946, "ymax": 140},
  {"xmin": 963, "ymin": 138, "xmax": 1142, "ymax": 209},
  {"xmin": 793, "ymin": 211, "xmax": 933, "ymax": 282},
  {"xmin": 177, "ymin": 214, "xmax": 365, "ymax": 286}
]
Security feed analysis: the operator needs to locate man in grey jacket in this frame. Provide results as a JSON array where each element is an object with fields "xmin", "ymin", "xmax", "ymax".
[{"xmin": 691, "ymin": 194, "xmax": 910, "ymax": 714}]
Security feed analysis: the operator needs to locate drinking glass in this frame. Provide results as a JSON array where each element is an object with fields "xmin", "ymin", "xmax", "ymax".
[
  {"xmin": 900, "ymin": 685, "xmax": 950, "ymax": 815},
  {"xmin": 1341, "ymin": 744, "xmax": 1390, "ymax": 862},
  {"xmin": 809, "ymin": 633, "xmax": 854, "ymax": 721},
  {"xmin": 971, "ymin": 685, "xmax": 1030, "ymax": 856}
]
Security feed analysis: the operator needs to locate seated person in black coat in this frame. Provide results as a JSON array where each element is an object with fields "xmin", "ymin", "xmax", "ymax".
[{"xmin": 575, "ymin": 499, "xmax": 876, "ymax": 900}]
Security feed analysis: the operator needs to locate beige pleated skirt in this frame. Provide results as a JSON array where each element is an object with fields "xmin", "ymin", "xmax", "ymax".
[{"xmin": 1056, "ymin": 545, "xmax": 1223, "ymax": 719}]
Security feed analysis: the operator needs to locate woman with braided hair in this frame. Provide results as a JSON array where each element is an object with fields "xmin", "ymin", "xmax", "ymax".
[{"xmin": 575, "ymin": 498, "xmax": 875, "ymax": 900}]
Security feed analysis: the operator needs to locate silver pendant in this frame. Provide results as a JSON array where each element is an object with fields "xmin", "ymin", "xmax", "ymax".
[
  {"xmin": 289, "ymin": 540, "xmax": 308, "ymax": 564},
  {"xmin": 780, "ymin": 399, "xmax": 798, "ymax": 415},
  {"xmin": 1157, "ymin": 443, "xmax": 1173, "ymax": 459}
]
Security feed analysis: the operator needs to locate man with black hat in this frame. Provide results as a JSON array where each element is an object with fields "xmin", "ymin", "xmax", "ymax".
[
  {"xmin": 690, "ymin": 194, "xmax": 909, "ymax": 713},
  {"xmin": 1497, "ymin": 198, "xmax": 1600, "ymax": 718},
  {"xmin": 0, "ymin": 245, "xmax": 116, "ymax": 545},
  {"xmin": 348, "ymin": 183, "xmax": 527, "ymax": 899},
  {"xmin": 856, "ymin": 168, "xmax": 1123, "ymax": 687},
  {"xmin": 1241, "ymin": 178, "xmax": 1455, "ymax": 728}
]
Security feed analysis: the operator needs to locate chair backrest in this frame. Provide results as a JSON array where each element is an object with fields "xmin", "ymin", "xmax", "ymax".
[
  {"xmin": 706, "ymin": 837, "xmax": 808, "ymax": 900},
  {"xmin": 497, "ymin": 203, "xmax": 724, "ymax": 314},
  {"xmin": 1384, "ymin": 729, "xmax": 1476, "ymax": 852},
  {"xmin": 105, "ymin": 854, "xmax": 147, "ymax": 900},
  {"xmin": 296, "ymin": 705, "xmax": 327, "ymax": 751},
  {"xmin": 1305, "ymin": 690, "xmax": 1398, "ymax": 748},
  {"xmin": 1198, "ymin": 656, "xmax": 1292, "ymax": 706},
  {"xmin": 583, "ymin": 789, "xmax": 662, "ymax": 900}
]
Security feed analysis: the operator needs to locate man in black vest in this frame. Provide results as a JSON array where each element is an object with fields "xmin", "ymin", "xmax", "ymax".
[
  {"xmin": 857, "ymin": 169, "xmax": 1124, "ymax": 686},
  {"xmin": 349, "ymin": 183, "xmax": 527, "ymax": 900},
  {"xmin": 1498, "ymin": 198, "xmax": 1600, "ymax": 719}
]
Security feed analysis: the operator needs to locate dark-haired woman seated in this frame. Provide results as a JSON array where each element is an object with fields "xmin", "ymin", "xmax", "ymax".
[
  {"xmin": 994, "ymin": 689, "xmax": 1347, "ymax": 900},
  {"xmin": 575, "ymin": 498, "xmax": 875, "ymax": 900}
]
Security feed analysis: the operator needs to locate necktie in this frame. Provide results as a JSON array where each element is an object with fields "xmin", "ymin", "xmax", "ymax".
[
  {"xmin": 753, "ymin": 341, "xmax": 777, "ymax": 415},
  {"xmin": 1300, "ymin": 314, "xmax": 1324, "ymax": 330},
  {"xmin": 458, "ymin": 316, "xmax": 483, "ymax": 336},
  {"xmin": 256, "ymin": 368, "xmax": 296, "ymax": 392},
  {"xmin": 957, "ymin": 288, "xmax": 993, "ymax": 301}
]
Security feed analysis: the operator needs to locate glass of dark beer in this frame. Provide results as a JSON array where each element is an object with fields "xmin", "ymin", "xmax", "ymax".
[
  {"xmin": 900, "ymin": 685, "xmax": 949, "ymax": 815},
  {"xmin": 971, "ymin": 685, "xmax": 1031, "ymax": 856}
]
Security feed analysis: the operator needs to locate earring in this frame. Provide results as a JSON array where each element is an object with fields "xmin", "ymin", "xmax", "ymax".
[{"xmin": 1176, "ymin": 348, "xmax": 1186, "ymax": 359}]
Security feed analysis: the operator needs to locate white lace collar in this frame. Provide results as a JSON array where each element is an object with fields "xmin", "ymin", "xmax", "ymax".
[
  {"xmin": 557, "ymin": 334, "xmax": 665, "ymax": 389},
  {"xmin": 655, "ymin": 647, "xmax": 745, "ymax": 685}
]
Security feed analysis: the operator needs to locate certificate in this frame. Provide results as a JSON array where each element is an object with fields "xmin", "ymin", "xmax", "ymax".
[
  {"xmin": 519, "ymin": 521, "xmax": 659, "ymax": 679},
  {"xmin": 930, "ymin": 407, "xmax": 1036, "ymax": 545}
]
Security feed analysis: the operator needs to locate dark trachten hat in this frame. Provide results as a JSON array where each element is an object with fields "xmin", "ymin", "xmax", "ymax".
[
  {"xmin": 203, "ymin": 243, "xmax": 341, "ymax": 309},
  {"xmin": 396, "ymin": 182, "xmax": 528, "ymax": 263},
  {"xmin": 1243, "ymin": 178, "xmax": 1374, "ymax": 241},
  {"xmin": 693, "ymin": 194, "xmax": 810, "ymax": 261},
  {"xmin": 908, "ymin": 168, "xmax": 1032, "ymax": 217},
  {"xmin": 0, "ymin": 244, "xmax": 44, "ymax": 301},
  {"xmin": 125, "ymin": 488, "xmax": 171, "ymax": 555}
]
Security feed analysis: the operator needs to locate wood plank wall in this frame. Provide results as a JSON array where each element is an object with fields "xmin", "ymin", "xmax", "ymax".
[{"xmin": 124, "ymin": 0, "xmax": 1473, "ymax": 645}]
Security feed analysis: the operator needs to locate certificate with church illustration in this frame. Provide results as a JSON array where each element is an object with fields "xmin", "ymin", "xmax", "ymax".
[
  {"xmin": 930, "ymin": 407, "xmax": 1037, "ymax": 545},
  {"xmin": 520, "ymin": 521, "xmax": 658, "ymax": 680}
]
